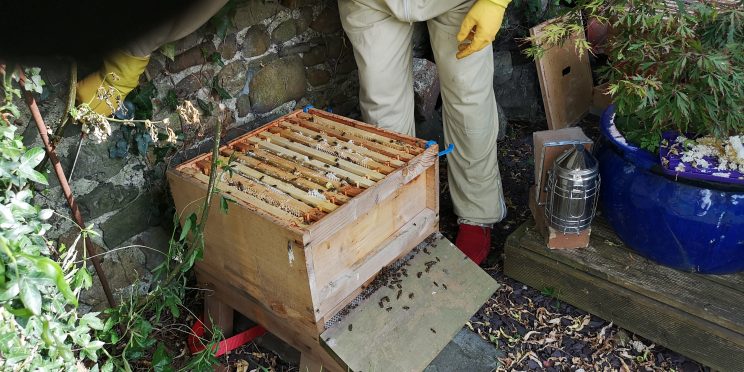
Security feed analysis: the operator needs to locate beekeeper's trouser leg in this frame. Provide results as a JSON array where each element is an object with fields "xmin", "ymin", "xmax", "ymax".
[{"xmin": 339, "ymin": 0, "xmax": 507, "ymax": 225}]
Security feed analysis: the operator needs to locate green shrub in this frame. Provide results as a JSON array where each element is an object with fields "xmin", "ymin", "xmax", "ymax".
[
  {"xmin": 0, "ymin": 123, "xmax": 105, "ymax": 370},
  {"xmin": 526, "ymin": 0, "xmax": 744, "ymax": 151}
]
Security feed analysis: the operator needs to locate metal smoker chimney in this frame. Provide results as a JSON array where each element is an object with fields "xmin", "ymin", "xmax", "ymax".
[{"xmin": 544, "ymin": 144, "xmax": 601, "ymax": 234}]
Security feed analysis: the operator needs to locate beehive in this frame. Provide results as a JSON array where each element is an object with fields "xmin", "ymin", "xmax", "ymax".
[{"xmin": 167, "ymin": 109, "xmax": 440, "ymax": 342}]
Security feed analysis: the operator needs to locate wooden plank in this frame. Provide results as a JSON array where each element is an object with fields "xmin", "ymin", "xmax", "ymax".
[
  {"xmin": 246, "ymin": 137, "xmax": 376, "ymax": 188},
  {"xmin": 232, "ymin": 144, "xmax": 363, "ymax": 194},
  {"xmin": 517, "ymin": 222, "xmax": 744, "ymax": 335},
  {"xmin": 223, "ymin": 148, "xmax": 352, "ymax": 205},
  {"xmin": 293, "ymin": 117, "xmax": 416, "ymax": 161},
  {"xmin": 218, "ymin": 156, "xmax": 338, "ymax": 213},
  {"xmin": 531, "ymin": 17, "xmax": 593, "ymax": 129},
  {"xmin": 197, "ymin": 268, "xmax": 344, "ymax": 372},
  {"xmin": 204, "ymin": 295, "xmax": 235, "ymax": 337},
  {"xmin": 426, "ymin": 159, "xmax": 439, "ymax": 212},
  {"xmin": 269, "ymin": 126, "xmax": 397, "ymax": 175},
  {"xmin": 306, "ymin": 109, "xmax": 426, "ymax": 153},
  {"xmin": 504, "ymin": 227, "xmax": 744, "ymax": 372},
  {"xmin": 314, "ymin": 208, "xmax": 438, "ymax": 323},
  {"xmin": 181, "ymin": 167, "xmax": 307, "ymax": 225},
  {"xmin": 222, "ymin": 172, "xmax": 326, "ymax": 223},
  {"xmin": 168, "ymin": 170, "xmax": 316, "ymax": 328},
  {"xmin": 310, "ymin": 114, "xmax": 421, "ymax": 155},
  {"xmin": 320, "ymin": 237, "xmax": 500, "ymax": 372},
  {"xmin": 258, "ymin": 132, "xmax": 386, "ymax": 181},
  {"xmin": 303, "ymin": 146, "xmax": 438, "ymax": 248},
  {"xmin": 309, "ymin": 174, "xmax": 432, "ymax": 319},
  {"xmin": 282, "ymin": 119, "xmax": 407, "ymax": 167},
  {"xmin": 583, "ymin": 219, "xmax": 744, "ymax": 309}
]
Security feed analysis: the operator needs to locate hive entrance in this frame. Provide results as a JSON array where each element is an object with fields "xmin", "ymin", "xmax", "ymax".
[{"xmin": 179, "ymin": 111, "xmax": 425, "ymax": 226}]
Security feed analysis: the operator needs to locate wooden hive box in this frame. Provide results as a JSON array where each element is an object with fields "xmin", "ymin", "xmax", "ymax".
[{"xmin": 167, "ymin": 109, "xmax": 440, "ymax": 340}]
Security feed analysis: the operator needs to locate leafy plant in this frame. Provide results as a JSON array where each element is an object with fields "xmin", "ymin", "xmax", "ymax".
[
  {"xmin": 98, "ymin": 100, "xmax": 232, "ymax": 371},
  {"xmin": 3, "ymin": 60, "xmax": 229, "ymax": 370},
  {"xmin": 526, "ymin": 0, "xmax": 744, "ymax": 151},
  {"xmin": 0, "ymin": 123, "xmax": 105, "ymax": 370}
]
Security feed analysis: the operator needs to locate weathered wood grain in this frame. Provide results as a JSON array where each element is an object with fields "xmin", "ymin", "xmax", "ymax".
[
  {"xmin": 321, "ymin": 237, "xmax": 500, "ymax": 372},
  {"xmin": 504, "ymin": 221, "xmax": 744, "ymax": 372}
]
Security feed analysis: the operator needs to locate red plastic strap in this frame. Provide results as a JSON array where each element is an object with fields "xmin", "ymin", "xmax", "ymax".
[{"xmin": 188, "ymin": 317, "xmax": 267, "ymax": 357}]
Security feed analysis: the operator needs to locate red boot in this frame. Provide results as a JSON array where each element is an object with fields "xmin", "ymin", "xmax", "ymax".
[{"xmin": 455, "ymin": 223, "xmax": 492, "ymax": 265}]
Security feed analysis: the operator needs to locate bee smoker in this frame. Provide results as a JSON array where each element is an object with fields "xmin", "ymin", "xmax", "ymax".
[{"xmin": 544, "ymin": 144, "xmax": 600, "ymax": 234}]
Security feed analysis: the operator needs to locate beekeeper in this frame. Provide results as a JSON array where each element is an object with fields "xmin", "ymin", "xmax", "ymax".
[{"xmin": 339, "ymin": 0, "xmax": 509, "ymax": 264}]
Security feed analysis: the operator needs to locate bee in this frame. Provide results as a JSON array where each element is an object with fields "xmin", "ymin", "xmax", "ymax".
[
  {"xmin": 348, "ymin": 324, "xmax": 353, "ymax": 331},
  {"xmin": 408, "ymin": 293, "xmax": 414, "ymax": 299},
  {"xmin": 417, "ymin": 272, "xmax": 422, "ymax": 278},
  {"xmin": 402, "ymin": 306, "xmax": 410, "ymax": 310},
  {"xmin": 443, "ymin": 284, "xmax": 448, "ymax": 290},
  {"xmin": 436, "ymin": 256, "xmax": 440, "ymax": 262},
  {"xmin": 385, "ymin": 307, "xmax": 392, "ymax": 312},
  {"xmin": 396, "ymin": 290, "xmax": 402, "ymax": 300},
  {"xmin": 433, "ymin": 281, "xmax": 439, "ymax": 287},
  {"xmin": 430, "ymin": 328, "xmax": 436, "ymax": 334}
]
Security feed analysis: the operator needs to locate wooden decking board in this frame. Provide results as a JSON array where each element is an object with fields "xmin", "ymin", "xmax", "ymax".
[
  {"xmin": 504, "ymin": 221, "xmax": 744, "ymax": 372},
  {"xmin": 528, "ymin": 222, "xmax": 744, "ymax": 335},
  {"xmin": 320, "ymin": 236, "xmax": 499, "ymax": 372}
]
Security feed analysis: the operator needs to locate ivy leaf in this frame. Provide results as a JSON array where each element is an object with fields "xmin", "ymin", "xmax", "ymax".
[
  {"xmin": 135, "ymin": 132, "xmax": 152, "ymax": 156},
  {"xmin": 152, "ymin": 342, "xmax": 174, "ymax": 372},
  {"xmin": 212, "ymin": 76, "xmax": 231, "ymax": 99},
  {"xmin": 160, "ymin": 42, "xmax": 177, "ymax": 61},
  {"xmin": 20, "ymin": 280, "xmax": 42, "ymax": 315},
  {"xmin": 197, "ymin": 98, "xmax": 213, "ymax": 116}
]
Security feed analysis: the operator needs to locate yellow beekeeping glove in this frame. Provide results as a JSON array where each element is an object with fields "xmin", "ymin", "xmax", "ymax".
[
  {"xmin": 456, "ymin": 0, "xmax": 510, "ymax": 59},
  {"xmin": 76, "ymin": 50, "xmax": 150, "ymax": 116}
]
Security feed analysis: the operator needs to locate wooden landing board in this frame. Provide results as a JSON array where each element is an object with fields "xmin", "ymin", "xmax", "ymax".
[
  {"xmin": 320, "ymin": 236, "xmax": 499, "ymax": 372},
  {"xmin": 504, "ymin": 220, "xmax": 744, "ymax": 372}
]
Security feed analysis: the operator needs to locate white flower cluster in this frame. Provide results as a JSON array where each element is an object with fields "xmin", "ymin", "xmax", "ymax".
[
  {"xmin": 176, "ymin": 100, "xmax": 201, "ymax": 126},
  {"xmin": 75, "ymin": 105, "xmax": 112, "ymax": 144},
  {"xmin": 677, "ymin": 135, "xmax": 744, "ymax": 173},
  {"xmin": 724, "ymin": 135, "xmax": 744, "ymax": 172}
]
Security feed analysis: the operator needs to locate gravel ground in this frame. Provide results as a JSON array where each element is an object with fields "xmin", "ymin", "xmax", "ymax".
[{"xmin": 201, "ymin": 117, "xmax": 710, "ymax": 371}]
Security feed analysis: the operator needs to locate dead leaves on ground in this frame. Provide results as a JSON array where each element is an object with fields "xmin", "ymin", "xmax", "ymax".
[{"xmin": 471, "ymin": 279, "xmax": 695, "ymax": 371}]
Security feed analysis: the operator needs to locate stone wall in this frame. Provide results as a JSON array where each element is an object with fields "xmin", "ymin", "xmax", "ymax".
[
  {"xmin": 30, "ymin": 0, "xmax": 359, "ymax": 311},
  {"xmin": 27, "ymin": 0, "xmax": 547, "ymax": 311}
]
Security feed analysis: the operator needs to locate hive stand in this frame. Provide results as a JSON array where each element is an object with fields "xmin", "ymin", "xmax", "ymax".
[{"xmin": 168, "ymin": 109, "xmax": 499, "ymax": 371}]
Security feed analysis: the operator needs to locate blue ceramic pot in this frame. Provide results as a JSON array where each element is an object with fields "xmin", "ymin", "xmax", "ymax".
[{"xmin": 596, "ymin": 106, "xmax": 744, "ymax": 274}]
